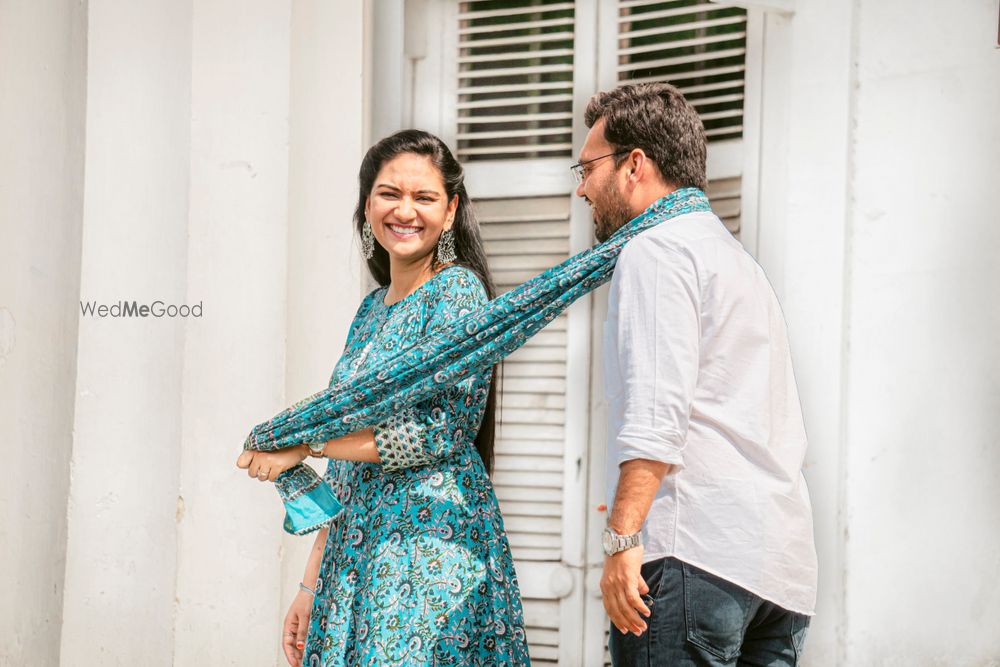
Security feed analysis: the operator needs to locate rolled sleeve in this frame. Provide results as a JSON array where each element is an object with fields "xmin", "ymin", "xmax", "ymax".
[
  {"xmin": 612, "ymin": 238, "xmax": 701, "ymax": 473},
  {"xmin": 616, "ymin": 426, "xmax": 686, "ymax": 468}
]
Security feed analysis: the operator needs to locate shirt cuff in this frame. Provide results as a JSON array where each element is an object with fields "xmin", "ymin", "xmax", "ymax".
[
  {"xmin": 616, "ymin": 425, "xmax": 686, "ymax": 472},
  {"xmin": 372, "ymin": 408, "xmax": 433, "ymax": 472}
]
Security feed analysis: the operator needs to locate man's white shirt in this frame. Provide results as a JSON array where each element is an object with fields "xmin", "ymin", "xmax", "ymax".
[{"xmin": 604, "ymin": 207, "xmax": 818, "ymax": 615}]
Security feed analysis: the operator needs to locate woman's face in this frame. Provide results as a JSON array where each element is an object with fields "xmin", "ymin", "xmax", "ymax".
[{"xmin": 365, "ymin": 153, "xmax": 458, "ymax": 266}]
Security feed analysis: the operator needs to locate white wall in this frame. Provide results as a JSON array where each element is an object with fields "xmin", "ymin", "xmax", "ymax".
[
  {"xmin": 0, "ymin": 1, "xmax": 369, "ymax": 665},
  {"xmin": 59, "ymin": 0, "xmax": 196, "ymax": 662},
  {"xmin": 843, "ymin": 0, "xmax": 1000, "ymax": 663},
  {"xmin": 757, "ymin": 0, "xmax": 1000, "ymax": 664},
  {"xmin": 172, "ymin": 1, "xmax": 293, "ymax": 664},
  {"xmin": 0, "ymin": 1, "xmax": 87, "ymax": 665}
]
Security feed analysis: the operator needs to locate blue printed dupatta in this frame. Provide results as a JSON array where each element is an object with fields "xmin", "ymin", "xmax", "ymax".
[{"xmin": 244, "ymin": 187, "xmax": 711, "ymax": 535}]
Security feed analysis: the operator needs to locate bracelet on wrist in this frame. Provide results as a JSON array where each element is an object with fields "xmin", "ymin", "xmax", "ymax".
[{"xmin": 299, "ymin": 582, "xmax": 316, "ymax": 596}]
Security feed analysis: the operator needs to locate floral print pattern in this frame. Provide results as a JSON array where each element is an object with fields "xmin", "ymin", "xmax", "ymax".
[{"xmin": 304, "ymin": 267, "xmax": 530, "ymax": 666}]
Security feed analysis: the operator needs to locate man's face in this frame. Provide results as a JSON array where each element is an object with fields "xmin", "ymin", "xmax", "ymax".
[{"xmin": 576, "ymin": 119, "xmax": 633, "ymax": 242}]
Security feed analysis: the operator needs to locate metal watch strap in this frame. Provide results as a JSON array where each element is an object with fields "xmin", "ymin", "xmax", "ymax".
[{"xmin": 604, "ymin": 526, "xmax": 642, "ymax": 555}]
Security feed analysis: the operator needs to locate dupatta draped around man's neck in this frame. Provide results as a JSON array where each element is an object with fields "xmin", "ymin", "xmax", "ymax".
[{"xmin": 244, "ymin": 187, "xmax": 712, "ymax": 535}]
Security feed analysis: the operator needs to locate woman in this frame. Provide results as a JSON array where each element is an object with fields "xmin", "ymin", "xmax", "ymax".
[{"xmin": 238, "ymin": 130, "xmax": 530, "ymax": 666}]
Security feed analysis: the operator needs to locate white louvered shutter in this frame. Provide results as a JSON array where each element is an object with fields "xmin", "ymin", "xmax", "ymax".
[
  {"xmin": 455, "ymin": 2, "xmax": 576, "ymax": 161},
  {"xmin": 615, "ymin": 0, "xmax": 749, "ymax": 238},
  {"xmin": 478, "ymin": 196, "xmax": 573, "ymax": 666},
  {"xmin": 450, "ymin": 3, "xmax": 589, "ymax": 666}
]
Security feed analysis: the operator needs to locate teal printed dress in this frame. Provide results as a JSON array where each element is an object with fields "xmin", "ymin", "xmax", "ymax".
[{"xmin": 304, "ymin": 266, "xmax": 530, "ymax": 666}]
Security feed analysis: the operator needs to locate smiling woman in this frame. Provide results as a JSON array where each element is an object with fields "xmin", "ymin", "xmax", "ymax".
[{"xmin": 239, "ymin": 129, "xmax": 527, "ymax": 666}]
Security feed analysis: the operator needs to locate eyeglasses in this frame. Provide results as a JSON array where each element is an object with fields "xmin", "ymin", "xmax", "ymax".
[{"xmin": 570, "ymin": 150, "xmax": 631, "ymax": 184}]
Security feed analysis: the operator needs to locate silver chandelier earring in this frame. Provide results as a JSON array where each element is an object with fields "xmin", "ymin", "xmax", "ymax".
[
  {"xmin": 437, "ymin": 227, "xmax": 457, "ymax": 263},
  {"xmin": 361, "ymin": 219, "xmax": 375, "ymax": 259}
]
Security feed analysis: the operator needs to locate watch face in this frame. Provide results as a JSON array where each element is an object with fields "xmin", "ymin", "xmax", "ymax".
[{"xmin": 602, "ymin": 528, "xmax": 613, "ymax": 552}]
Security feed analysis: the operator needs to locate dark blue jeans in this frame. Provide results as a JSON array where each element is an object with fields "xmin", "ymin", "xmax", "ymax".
[{"xmin": 609, "ymin": 557, "xmax": 810, "ymax": 666}]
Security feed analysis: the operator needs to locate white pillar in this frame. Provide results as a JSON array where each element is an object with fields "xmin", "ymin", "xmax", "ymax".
[
  {"xmin": 753, "ymin": 2, "xmax": 856, "ymax": 663},
  {"xmin": 171, "ymin": 1, "xmax": 293, "ymax": 664},
  {"xmin": 0, "ymin": 1, "xmax": 87, "ymax": 664},
  {"xmin": 279, "ymin": 4, "xmax": 367, "ymax": 660},
  {"xmin": 59, "ymin": 1, "xmax": 193, "ymax": 663}
]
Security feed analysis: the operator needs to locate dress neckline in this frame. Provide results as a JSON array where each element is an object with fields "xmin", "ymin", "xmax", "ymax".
[{"xmin": 380, "ymin": 264, "xmax": 461, "ymax": 309}]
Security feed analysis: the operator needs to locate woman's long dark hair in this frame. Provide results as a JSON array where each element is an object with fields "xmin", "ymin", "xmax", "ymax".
[{"xmin": 353, "ymin": 129, "xmax": 500, "ymax": 475}]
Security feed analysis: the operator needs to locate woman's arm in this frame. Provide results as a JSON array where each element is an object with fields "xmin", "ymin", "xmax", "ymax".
[
  {"xmin": 237, "ymin": 429, "xmax": 381, "ymax": 482},
  {"xmin": 282, "ymin": 526, "xmax": 329, "ymax": 666},
  {"xmin": 301, "ymin": 525, "xmax": 328, "ymax": 588}
]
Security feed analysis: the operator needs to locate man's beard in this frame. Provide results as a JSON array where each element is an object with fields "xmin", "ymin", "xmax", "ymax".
[{"xmin": 592, "ymin": 178, "xmax": 632, "ymax": 243}]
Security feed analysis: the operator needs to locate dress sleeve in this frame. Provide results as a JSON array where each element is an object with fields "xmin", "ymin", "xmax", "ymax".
[{"xmin": 373, "ymin": 268, "xmax": 492, "ymax": 472}]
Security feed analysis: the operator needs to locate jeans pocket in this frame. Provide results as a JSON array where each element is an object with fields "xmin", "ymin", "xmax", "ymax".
[
  {"xmin": 682, "ymin": 562, "xmax": 754, "ymax": 662},
  {"xmin": 791, "ymin": 614, "xmax": 810, "ymax": 661},
  {"xmin": 640, "ymin": 557, "xmax": 667, "ymax": 608}
]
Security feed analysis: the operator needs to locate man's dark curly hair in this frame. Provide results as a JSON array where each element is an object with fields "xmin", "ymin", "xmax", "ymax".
[{"xmin": 584, "ymin": 82, "xmax": 708, "ymax": 192}]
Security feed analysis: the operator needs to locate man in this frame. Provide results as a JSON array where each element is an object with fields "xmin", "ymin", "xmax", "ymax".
[{"xmin": 577, "ymin": 83, "xmax": 818, "ymax": 665}]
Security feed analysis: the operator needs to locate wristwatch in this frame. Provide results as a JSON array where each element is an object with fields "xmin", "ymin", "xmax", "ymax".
[
  {"xmin": 602, "ymin": 526, "xmax": 642, "ymax": 556},
  {"xmin": 306, "ymin": 441, "xmax": 326, "ymax": 458}
]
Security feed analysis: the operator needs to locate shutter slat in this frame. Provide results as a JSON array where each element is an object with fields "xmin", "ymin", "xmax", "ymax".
[
  {"xmin": 705, "ymin": 126, "xmax": 742, "ymax": 138},
  {"xmin": 481, "ymin": 222, "xmax": 567, "ymax": 240},
  {"xmin": 459, "ymin": 144, "xmax": 573, "ymax": 157},
  {"xmin": 503, "ymin": 362, "xmax": 567, "ymax": 379},
  {"xmin": 459, "ymin": 48, "xmax": 574, "ymax": 64},
  {"xmin": 500, "ymin": 500, "xmax": 562, "ymax": 517},
  {"xmin": 504, "ymin": 514, "xmax": 563, "ymax": 533},
  {"xmin": 617, "ymin": 3, "xmax": 720, "ymax": 23},
  {"xmin": 457, "ymin": 93, "xmax": 573, "ymax": 110},
  {"xmin": 618, "ymin": 30, "xmax": 746, "ymax": 57},
  {"xmin": 677, "ymin": 79, "xmax": 746, "ymax": 95},
  {"xmin": 507, "ymin": 529, "xmax": 562, "ymax": 547},
  {"xmin": 485, "ymin": 237, "xmax": 570, "ymax": 255},
  {"xmin": 498, "ymin": 392, "xmax": 566, "ymax": 409},
  {"xmin": 495, "ymin": 456, "xmax": 564, "ymax": 474},
  {"xmin": 458, "ymin": 2, "xmax": 575, "ymax": 21},
  {"xmin": 458, "ymin": 32, "xmax": 572, "ymax": 50},
  {"xmin": 489, "ymin": 253, "xmax": 569, "ymax": 271},
  {"xmin": 459, "ymin": 17, "xmax": 574, "ymax": 36},
  {"xmin": 495, "ymin": 485, "xmax": 563, "ymax": 503},
  {"xmin": 499, "ymin": 423, "xmax": 564, "ymax": 440},
  {"xmin": 458, "ymin": 80, "xmax": 569, "ymax": 95},
  {"xmin": 456, "ymin": 127, "xmax": 572, "ymax": 141},
  {"xmin": 460, "ymin": 112, "xmax": 573, "ymax": 125},
  {"xmin": 699, "ymin": 108, "xmax": 743, "ymax": 122},
  {"xmin": 616, "ymin": 47, "xmax": 747, "ymax": 74},
  {"xmin": 495, "ymin": 439, "xmax": 564, "ymax": 457},
  {"xmin": 620, "ymin": 14, "xmax": 746, "ymax": 40},
  {"xmin": 627, "ymin": 64, "xmax": 744, "ymax": 86},
  {"xmin": 494, "ymin": 469, "xmax": 563, "ymax": 487},
  {"xmin": 506, "ymin": 345, "xmax": 568, "ymax": 363},
  {"xmin": 690, "ymin": 93, "xmax": 745, "ymax": 107},
  {"xmin": 459, "ymin": 63, "xmax": 574, "ymax": 79}
]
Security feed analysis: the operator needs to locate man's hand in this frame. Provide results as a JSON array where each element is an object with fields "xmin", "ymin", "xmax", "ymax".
[{"xmin": 600, "ymin": 545, "xmax": 651, "ymax": 636}]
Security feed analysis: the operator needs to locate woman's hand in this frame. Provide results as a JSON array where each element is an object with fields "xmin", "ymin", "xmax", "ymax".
[
  {"xmin": 236, "ymin": 446, "xmax": 308, "ymax": 482},
  {"xmin": 281, "ymin": 589, "xmax": 313, "ymax": 666}
]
